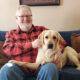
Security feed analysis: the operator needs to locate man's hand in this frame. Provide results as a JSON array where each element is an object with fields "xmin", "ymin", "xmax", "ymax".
[{"xmin": 32, "ymin": 39, "xmax": 42, "ymax": 48}]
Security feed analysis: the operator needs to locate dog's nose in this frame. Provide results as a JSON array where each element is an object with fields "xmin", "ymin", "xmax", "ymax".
[{"xmin": 48, "ymin": 44, "xmax": 53, "ymax": 49}]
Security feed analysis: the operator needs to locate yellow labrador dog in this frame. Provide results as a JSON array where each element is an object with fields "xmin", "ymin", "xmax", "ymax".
[{"xmin": 9, "ymin": 30, "xmax": 80, "ymax": 70}]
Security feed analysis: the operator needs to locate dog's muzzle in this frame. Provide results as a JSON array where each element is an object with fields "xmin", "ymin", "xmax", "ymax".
[{"xmin": 48, "ymin": 44, "xmax": 53, "ymax": 49}]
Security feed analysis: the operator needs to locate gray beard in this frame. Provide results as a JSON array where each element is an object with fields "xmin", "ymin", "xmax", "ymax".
[{"xmin": 19, "ymin": 23, "xmax": 32, "ymax": 32}]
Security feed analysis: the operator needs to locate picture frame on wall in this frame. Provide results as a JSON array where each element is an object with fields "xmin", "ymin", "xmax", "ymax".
[{"xmin": 19, "ymin": 0, "xmax": 60, "ymax": 6}]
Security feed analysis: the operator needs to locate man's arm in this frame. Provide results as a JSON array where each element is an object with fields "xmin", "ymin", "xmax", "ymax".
[{"xmin": 2, "ymin": 31, "xmax": 32, "ymax": 57}]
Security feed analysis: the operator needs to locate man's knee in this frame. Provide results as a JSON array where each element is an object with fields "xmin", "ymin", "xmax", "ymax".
[
  {"xmin": 40, "ymin": 62, "xmax": 58, "ymax": 73},
  {"xmin": 0, "ymin": 63, "xmax": 26, "ymax": 80},
  {"xmin": 0, "ymin": 63, "xmax": 17, "ymax": 75},
  {"xmin": 37, "ymin": 63, "xmax": 59, "ymax": 80}
]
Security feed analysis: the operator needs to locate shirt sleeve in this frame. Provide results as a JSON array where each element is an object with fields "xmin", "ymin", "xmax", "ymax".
[
  {"xmin": 2, "ymin": 31, "xmax": 32, "ymax": 57},
  {"xmin": 59, "ymin": 40, "xmax": 67, "ymax": 50}
]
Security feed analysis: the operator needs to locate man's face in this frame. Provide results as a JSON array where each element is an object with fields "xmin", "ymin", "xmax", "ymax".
[{"xmin": 16, "ymin": 8, "xmax": 32, "ymax": 31}]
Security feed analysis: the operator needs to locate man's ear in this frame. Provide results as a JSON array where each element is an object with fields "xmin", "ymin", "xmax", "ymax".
[{"xmin": 38, "ymin": 30, "xmax": 46, "ymax": 45}]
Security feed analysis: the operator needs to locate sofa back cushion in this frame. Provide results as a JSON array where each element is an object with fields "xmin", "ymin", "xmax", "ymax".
[
  {"xmin": 71, "ymin": 33, "xmax": 80, "ymax": 53},
  {"xmin": 59, "ymin": 30, "xmax": 80, "ymax": 46},
  {"xmin": 0, "ymin": 31, "xmax": 7, "ymax": 41}
]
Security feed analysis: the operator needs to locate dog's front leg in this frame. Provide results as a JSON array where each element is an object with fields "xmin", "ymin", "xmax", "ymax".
[
  {"xmin": 41, "ymin": 57, "xmax": 54, "ymax": 65},
  {"xmin": 41, "ymin": 50, "xmax": 54, "ymax": 65},
  {"xmin": 9, "ymin": 60, "xmax": 40, "ymax": 70}
]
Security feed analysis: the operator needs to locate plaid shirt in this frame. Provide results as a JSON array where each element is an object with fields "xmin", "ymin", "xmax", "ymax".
[
  {"xmin": 3, "ymin": 25, "xmax": 47, "ymax": 72},
  {"xmin": 3, "ymin": 25, "xmax": 66, "ymax": 72}
]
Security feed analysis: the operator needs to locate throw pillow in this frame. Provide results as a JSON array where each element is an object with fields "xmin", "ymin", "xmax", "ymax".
[
  {"xmin": 0, "ymin": 41, "xmax": 9, "ymax": 68},
  {"xmin": 71, "ymin": 33, "xmax": 80, "ymax": 53}
]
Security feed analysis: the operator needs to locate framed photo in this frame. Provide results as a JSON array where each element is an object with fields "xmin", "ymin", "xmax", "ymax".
[{"xmin": 19, "ymin": 0, "xmax": 60, "ymax": 6}]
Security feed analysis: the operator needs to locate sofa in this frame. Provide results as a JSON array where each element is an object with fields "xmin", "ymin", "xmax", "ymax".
[{"xmin": 0, "ymin": 30, "xmax": 80, "ymax": 80}]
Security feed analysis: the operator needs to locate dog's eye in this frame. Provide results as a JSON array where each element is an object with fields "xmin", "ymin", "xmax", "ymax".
[
  {"xmin": 53, "ymin": 36, "xmax": 56, "ymax": 39},
  {"xmin": 45, "ymin": 36, "xmax": 48, "ymax": 39}
]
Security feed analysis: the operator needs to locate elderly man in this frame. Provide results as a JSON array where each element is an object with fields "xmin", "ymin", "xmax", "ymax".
[{"xmin": 0, "ymin": 5, "xmax": 59, "ymax": 80}]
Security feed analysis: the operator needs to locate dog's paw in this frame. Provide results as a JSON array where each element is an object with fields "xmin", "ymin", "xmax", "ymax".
[
  {"xmin": 41, "ymin": 60, "xmax": 47, "ymax": 65},
  {"xmin": 76, "ymin": 67, "xmax": 80, "ymax": 70},
  {"xmin": 8, "ymin": 60, "xmax": 22, "ymax": 66},
  {"xmin": 8, "ymin": 60, "xmax": 18, "ymax": 64}
]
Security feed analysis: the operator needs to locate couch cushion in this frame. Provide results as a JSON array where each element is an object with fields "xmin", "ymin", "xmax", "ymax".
[
  {"xmin": 0, "ymin": 41, "xmax": 9, "ymax": 68},
  {"xmin": 0, "ymin": 31, "xmax": 7, "ymax": 41},
  {"xmin": 59, "ymin": 66, "xmax": 80, "ymax": 80},
  {"xmin": 59, "ymin": 30, "xmax": 80, "ymax": 46},
  {"xmin": 71, "ymin": 33, "xmax": 80, "ymax": 53}
]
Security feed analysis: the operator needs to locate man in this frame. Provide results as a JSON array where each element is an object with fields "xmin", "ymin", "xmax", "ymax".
[{"xmin": 0, "ymin": 5, "xmax": 59, "ymax": 80}]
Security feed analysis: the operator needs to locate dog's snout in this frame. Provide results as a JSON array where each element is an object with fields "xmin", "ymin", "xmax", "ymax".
[{"xmin": 48, "ymin": 44, "xmax": 53, "ymax": 49}]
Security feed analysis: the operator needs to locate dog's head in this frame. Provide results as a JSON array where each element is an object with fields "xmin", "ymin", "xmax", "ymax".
[{"xmin": 38, "ymin": 30, "xmax": 65, "ymax": 50}]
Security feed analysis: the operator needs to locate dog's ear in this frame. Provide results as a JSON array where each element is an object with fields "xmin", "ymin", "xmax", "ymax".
[
  {"xmin": 57, "ymin": 32, "xmax": 64, "ymax": 44},
  {"xmin": 57, "ymin": 32, "xmax": 66, "ymax": 49},
  {"xmin": 38, "ymin": 30, "xmax": 46, "ymax": 45}
]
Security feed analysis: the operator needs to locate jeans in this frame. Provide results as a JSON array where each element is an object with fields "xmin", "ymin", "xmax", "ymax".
[{"xmin": 0, "ymin": 62, "xmax": 58, "ymax": 80}]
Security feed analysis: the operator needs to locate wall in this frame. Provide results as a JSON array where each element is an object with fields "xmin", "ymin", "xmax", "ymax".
[{"xmin": 0, "ymin": 0, "xmax": 80, "ymax": 31}]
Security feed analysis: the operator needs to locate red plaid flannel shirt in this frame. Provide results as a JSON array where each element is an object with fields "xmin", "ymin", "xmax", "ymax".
[
  {"xmin": 2, "ymin": 25, "xmax": 47, "ymax": 72},
  {"xmin": 2, "ymin": 25, "xmax": 66, "ymax": 72}
]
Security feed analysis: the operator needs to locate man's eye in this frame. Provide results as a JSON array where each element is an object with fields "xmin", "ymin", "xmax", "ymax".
[
  {"xmin": 18, "ymin": 16, "xmax": 24, "ymax": 18},
  {"xmin": 19, "ymin": 15, "xmax": 32, "ymax": 18}
]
